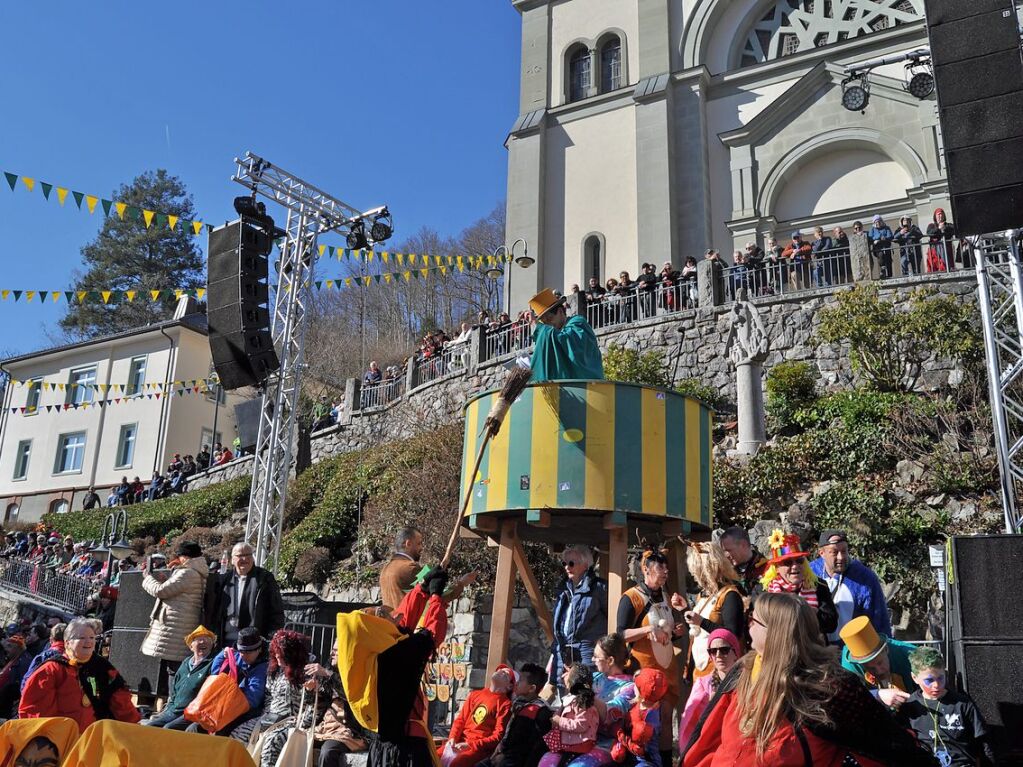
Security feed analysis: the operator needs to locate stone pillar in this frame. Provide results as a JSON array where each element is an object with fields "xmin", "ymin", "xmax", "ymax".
[
  {"xmin": 850, "ymin": 231, "xmax": 873, "ymax": 282},
  {"xmin": 566, "ymin": 290, "xmax": 586, "ymax": 318},
  {"xmin": 697, "ymin": 259, "xmax": 721, "ymax": 307},
  {"xmin": 340, "ymin": 378, "xmax": 358, "ymax": 425},
  {"xmin": 405, "ymin": 355, "xmax": 417, "ymax": 392},
  {"xmin": 468, "ymin": 326, "xmax": 483, "ymax": 374},
  {"xmin": 735, "ymin": 361, "xmax": 767, "ymax": 455}
]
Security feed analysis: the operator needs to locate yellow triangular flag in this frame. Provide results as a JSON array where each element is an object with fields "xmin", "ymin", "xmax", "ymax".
[
  {"xmin": 420, "ymin": 268, "xmax": 429, "ymax": 277},
  {"xmin": 362, "ymin": 275, "xmax": 372, "ymax": 286},
  {"xmin": 101, "ymin": 291, "xmax": 112, "ymax": 304},
  {"xmin": 344, "ymin": 278, "xmax": 352, "ymax": 287},
  {"xmin": 125, "ymin": 291, "xmax": 136, "ymax": 302},
  {"xmin": 196, "ymin": 288, "xmax": 206, "ymax": 300},
  {"xmin": 434, "ymin": 256, "xmax": 442, "ymax": 266},
  {"xmin": 57, "ymin": 188, "xmax": 69, "ymax": 206},
  {"xmin": 318, "ymin": 244, "xmax": 326, "ymax": 257},
  {"xmin": 397, "ymin": 253, "xmax": 405, "ymax": 265},
  {"xmin": 367, "ymin": 251, "xmax": 375, "ymax": 262},
  {"xmin": 85, "ymin": 195, "xmax": 98, "ymax": 213},
  {"xmin": 115, "ymin": 201, "xmax": 127, "ymax": 219},
  {"xmin": 382, "ymin": 252, "xmax": 390, "ymax": 263},
  {"xmin": 440, "ymin": 266, "xmax": 447, "ymax": 276},
  {"xmin": 192, "ymin": 221, "xmax": 203, "ymax": 235},
  {"xmin": 325, "ymin": 280, "xmax": 334, "ymax": 289},
  {"xmin": 22, "ymin": 177, "xmax": 35, "ymax": 192},
  {"xmin": 403, "ymin": 270, "xmax": 411, "ymax": 282},
  {"xmin": 142, "ymin": 210, "xmax": 155, "ymax": 228},
  {"xmin": 150, "ymin": 290, "xmax": 161, "ymax": 301},
  {"xmin": 167, "ymin": 214, "xmax": 178, "ymax": 230},
  {"xmin": 58, "ymin": 383, "xmax": 66, "ymax": 391},
  {"xmin": 174, "ymin": 289, "xmax": 184, "ymax": 299},
  {"xmin": 25, "ymin": 291, "xmax": 35, "ymax": 302},
  {"xmin": 51, "ymin": 291, "xmax": 61, "ymax": 302},
  {"xmin": 409, "ymin": 254, "xmax": 417, "ymax": 264},
  {"xmin": 384, "ymin": 273, "xmax": 392, "ymax": 283},
  {"xmin": 76, "ymin": 291, "xmax": 87, "ymax": 303}
]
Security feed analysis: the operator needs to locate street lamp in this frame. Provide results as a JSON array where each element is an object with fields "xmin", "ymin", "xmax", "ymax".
[
  {"xmin": 486, "ymin": 239, "xmax": 532, "ymax": 315},
  {"xmin": 91, "ymin": 509, "xmax": 132, "ymax": 585},
  {"xmin": 208, "ymin": 373, "xmax": 221, "ymax": 457}
]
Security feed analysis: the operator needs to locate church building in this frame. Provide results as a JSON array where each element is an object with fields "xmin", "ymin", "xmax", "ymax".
[{"xmin": 504, "ymin": 0, "xmax": 949, "ymax": 309}]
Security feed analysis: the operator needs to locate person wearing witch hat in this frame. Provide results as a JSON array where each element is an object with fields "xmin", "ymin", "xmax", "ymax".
[{"xmin": 528, "ymin": 289, "xmax": 604, "ymax": 382}]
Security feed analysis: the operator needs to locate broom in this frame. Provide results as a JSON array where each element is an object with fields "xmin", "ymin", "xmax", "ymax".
[{"xmin": 441, "ymin": 366, "xmax": 533, "ymax": 568}]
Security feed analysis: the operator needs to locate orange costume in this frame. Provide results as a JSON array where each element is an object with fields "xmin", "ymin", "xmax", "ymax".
[{"xmin": 440, "ymin": 688, "xmax": 513, "ymax": 767}]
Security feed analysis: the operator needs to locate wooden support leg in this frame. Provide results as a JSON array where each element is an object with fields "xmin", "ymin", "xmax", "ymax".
[
  {"xmin": 487, "ymin": 519, "xmax": 518, "ymax": 678},
  {"xmin": 511, "ymin": 537, "xmax": 554, "ymax": 643},
  {"xmin": 606, "ymin": 524, "xmax": 627, "ymax": 634}
]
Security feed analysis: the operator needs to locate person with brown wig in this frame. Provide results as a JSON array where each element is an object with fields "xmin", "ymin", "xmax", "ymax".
[
  {"xmin": 616, "ymin": 549, "xmax": 684, "ymax": 767},
  {"xmin": 682, "ymin": 593, "xmax": 937, "ymax": 767}
]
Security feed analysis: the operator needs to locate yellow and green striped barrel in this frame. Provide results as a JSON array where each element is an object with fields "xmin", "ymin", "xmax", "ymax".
[{"xmin": 461, "ymin": 381, "xmax": 712, "ymax": 527}]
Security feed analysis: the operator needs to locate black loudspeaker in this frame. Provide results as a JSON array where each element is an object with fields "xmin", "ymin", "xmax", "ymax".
[
  {"xmin": 206, "ymin": 218, "xmax": 280, "ymax": 390},
  {"xmin": 946, "ymin": 535, "xmax": 1023, "ymax": 762},
  {"xmin": 925, "ymin": 0, "xmax": 1023, "ymax": 235},
  {"xmin": 107, "ymin": 570, "xmax": 161, "ymax": 697},
  {"xmin": 233, "ymin": 397, "xmax": 262, "ymax": 450}
]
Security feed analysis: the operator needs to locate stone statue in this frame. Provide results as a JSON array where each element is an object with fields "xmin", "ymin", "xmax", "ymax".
[
  {"xmin": 724, "ymin": 293, "xmax": 770, "ymax": 366},
  {"xmin": 725, "ymin": 293, "xmax": 770, "ymax": 456}
]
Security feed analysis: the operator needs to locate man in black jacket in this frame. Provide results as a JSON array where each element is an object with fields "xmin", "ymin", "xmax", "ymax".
[{"xmin": 205, "ymin": 542, "xmax": 286, "ymax": 645}]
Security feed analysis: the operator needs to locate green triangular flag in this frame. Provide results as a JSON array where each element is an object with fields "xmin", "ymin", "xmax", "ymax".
[
  {"xmin": 373, "ymin": 274, "xmax": 381, "ymax": 283},
  {"xmin": 101, "ymin": 199, "xmax": 113, "ymax": 216},
  {"xmin": 328, "ymin": 246, "xmax": 335, "ymax": 257},
  {"xmin": 11, "ymin": 290, "xmax": 21, "ymax": 301},
  {"xmin": 3, "ymin": 173, "xmax": 17, "ymax": 191},
  {"xmin": 155, "ymin": 213, "xmax": 167, "ymax": 228},
  {"xmin": 129, "ymin": 206, "xmax": 141, "ymax": 220},
  {"xmin": 314, "ymin": 281, "xmax": 322, "ymax": 290},
  {"xmin": 72, "ymin": 191, "xmax": 84, "ymax": 209},
  {"xmin": 64, "ymin": 292, "xmax": 74, "ymax": 303},
  {"xmin": 88, "ymin": 290, "xmax": 101, "ymax": 302},
  {"xmin": 40, "ymin": 182, "xmax": 53, "ymax": 200}
]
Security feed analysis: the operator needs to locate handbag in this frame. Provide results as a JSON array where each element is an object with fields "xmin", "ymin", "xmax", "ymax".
[
  {"xmin": 543, "ymin": 726, "xmax": 563, "ymax": 753},
  {"xmin": 272, "ymin": 686, "xmax": 319, "ymax": 767},
  {"xmin": 184, "ymin": 648, "xmax": 251, "ymax": 733}
]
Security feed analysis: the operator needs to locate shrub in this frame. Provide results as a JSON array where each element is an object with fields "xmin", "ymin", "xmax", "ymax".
[
  {"xmin": 675, "ymin": 378, "xmax": 727, "ymax": 411},
  {"xmin": 816, "ymin": 284, "xmax": 982, "ymax": 392},
  {"xmin": 603, "ymin": 345, "xmax": 671, "ymax": 389},
  {"xmin": 766, "ymin": 361, "xmax": 817, "ymax": 428},
  {"xmin": 283, "ymin": 454, "xmax": 347, "ymax": 529},
  {"xmin": 43, "ymin": 476, "xmax": 251, "ymax": 541},
  {"xmin": 793, "ymin": 389, "xmax": 919, "ymax": 430},
  {"xmin": 294, "ymin": 546, "xmax": 333, "ymax": 586}
]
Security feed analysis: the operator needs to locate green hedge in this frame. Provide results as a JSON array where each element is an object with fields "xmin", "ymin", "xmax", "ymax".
[{"xmin": 42, "ymin": 476, "xmax": 251, "ymax": 542}]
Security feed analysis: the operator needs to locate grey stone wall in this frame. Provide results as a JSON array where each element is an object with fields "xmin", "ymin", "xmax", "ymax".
[{"xmin": 186, "ymin": 454, "xmax": 255, "ymax": 490}]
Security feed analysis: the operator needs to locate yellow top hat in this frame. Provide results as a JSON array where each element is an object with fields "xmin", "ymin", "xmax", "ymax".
[
  {"xmin": 529, "ymin": 288, "xmax": 566, "ymax": 319},
  {"xmin": 839, "ymin": 615, "xmax": 886, "ymax": 662}
]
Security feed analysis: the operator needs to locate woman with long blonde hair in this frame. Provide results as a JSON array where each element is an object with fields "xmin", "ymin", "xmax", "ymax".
[
  {"xmin": 682, "ymin": 594, "xmax": 937, "ymax": 766},
  {"xmin": 671, "ymin": 542, "xmax": 743, "ymax": 681}
]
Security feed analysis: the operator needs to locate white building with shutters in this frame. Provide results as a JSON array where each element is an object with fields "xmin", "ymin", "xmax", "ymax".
[
  {"xmin": 504, "ymin": 0, "xmax": 951, "ymax": 308},
  {"xmin": 0, "ymin": 312, "xmax": 247, "ymax": 524}
]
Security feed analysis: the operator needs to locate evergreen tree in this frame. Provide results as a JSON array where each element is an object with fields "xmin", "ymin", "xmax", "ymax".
[{"xmin": 59, "ymin": 169, "xmax": 204, "ymax": 339}]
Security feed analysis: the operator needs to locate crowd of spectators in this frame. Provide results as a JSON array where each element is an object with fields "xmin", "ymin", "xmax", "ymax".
[{"xmin": 577, "ymin": 260, "xmax": 700, "ymax": 327}]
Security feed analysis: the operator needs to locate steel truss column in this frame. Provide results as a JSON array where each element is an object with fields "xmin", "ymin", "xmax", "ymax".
[
  {"xmin": 975, "ymin": 233, "xmax": 1023, "ymax": 534},
  {"xmin": 233, "ymin": 152, "xmax": 388, "ymax": 572}
]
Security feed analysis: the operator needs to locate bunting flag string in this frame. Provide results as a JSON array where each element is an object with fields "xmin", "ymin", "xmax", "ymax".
[
  {"xmin": 1, "ymin": 168, "xmax": 211, "ymax": 236},
  {"xmin": 298, "ymin": 242, "xmax": 515, "ymax": 269},
  {"xmin": 0, "ymin": 260, "xmax": 494, "ymax": 307},
  {"xmin": 9, "ymin": 377, "xmax": 217, "ymax": 392},
  {"xmin": 9, "ymin": 384, "xmax": 215, "ymax": 416}
]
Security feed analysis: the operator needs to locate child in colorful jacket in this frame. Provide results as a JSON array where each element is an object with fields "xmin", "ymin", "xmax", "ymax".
[
  {"xmin": 440, "ymin": 664, "xmax": 516, "ymax": 767},
  {"xmin": 611, "ymin": 669, "xmax": 667, "ymax": 767}
]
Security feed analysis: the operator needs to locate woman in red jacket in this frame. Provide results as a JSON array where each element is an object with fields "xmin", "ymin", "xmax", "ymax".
[
  {"xmin": 683, "ymin": 594, "xmax": 936, "ymax": 767},
  {"xmin": 19, "ymin": 617, "xmax": 140, "ymax": 733}
]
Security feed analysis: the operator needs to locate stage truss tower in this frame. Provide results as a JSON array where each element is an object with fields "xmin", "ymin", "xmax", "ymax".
[{"xmin": 232, "ymin": 153, "xmax": 388, "ymax": 570}]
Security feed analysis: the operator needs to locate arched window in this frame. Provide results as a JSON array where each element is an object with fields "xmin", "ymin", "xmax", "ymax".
[
  {"xmin": 569, "ymin": 46, "xmax": 592, "ymax": 102},
  {"xmin": 49, "ymin": 498, "xmax": 69, "ymax": 515},
  {"xmin": 600, "ymin": 37, "xmax": 622, "ymax": 92},
  {"xmin": 4, "ymin": 503, "xmax": 18, "ymax": 524},
  {"xmin": 583, "ymin": 235, "xmax": 604, "ymax": 284}
]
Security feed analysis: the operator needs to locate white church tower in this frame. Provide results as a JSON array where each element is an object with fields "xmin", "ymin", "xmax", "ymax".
[{"xmin": 504, "ymin": 0, "xmax": 949, "ymax": 311}]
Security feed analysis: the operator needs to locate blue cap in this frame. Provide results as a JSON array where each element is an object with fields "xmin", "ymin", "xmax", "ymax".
[{"xmin": 791, "ymin": 231, "xmax": 802, "ymax": 238}]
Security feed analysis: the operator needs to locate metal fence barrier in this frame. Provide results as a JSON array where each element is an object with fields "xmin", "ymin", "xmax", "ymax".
[
  {"xmin": 0, "ymin": 557, "xmax": 94, "ymax": 614},
  {"xmin": 359, "ymin": 377, "xmax": 405, "ymax": 410}
]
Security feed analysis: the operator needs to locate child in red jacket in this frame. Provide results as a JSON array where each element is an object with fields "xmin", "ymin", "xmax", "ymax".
[
  {"xmin": 611, "ymin": 669, "xmax": 667, "ymax": 767},
  {"xmin": 440, "ymin": 664, "xmax": 516, "ymax": 767}
]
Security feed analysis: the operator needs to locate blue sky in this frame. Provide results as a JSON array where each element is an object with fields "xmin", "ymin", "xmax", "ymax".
[{"xmin": 0, "ymin": 1, "xmax": 521, "ymax": 355}]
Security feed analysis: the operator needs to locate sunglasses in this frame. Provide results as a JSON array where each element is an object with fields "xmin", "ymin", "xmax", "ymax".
[
  {"xmin": 562, "ymin": 560, "xmax": 576, "ymax": 568},
  {"xmin": 708, "ymin": 646, "xmax": 733, "ymax": 657},
  {"xmin": 780, "ymin": 558, "xmax": 806, "ymax": 567}
]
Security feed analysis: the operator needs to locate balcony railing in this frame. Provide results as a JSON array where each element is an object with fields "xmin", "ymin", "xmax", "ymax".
[
  {"xmin": 482, "ymin": 323, "xmax": 532, "ymax": 361},
  {"xmin": 584, "ymin": 281, "xmax": 698, "ymax": 331},
  {"xmin": 359, "ymin": 377, "xmax": 405, "ymax": 410},
  {"xmin": 0, "ymin": 557, "xmax": 94, "ymax": 614},
  {"xmin": 413, "ymin": 342, "xmax": 473, "ymax": 388}
]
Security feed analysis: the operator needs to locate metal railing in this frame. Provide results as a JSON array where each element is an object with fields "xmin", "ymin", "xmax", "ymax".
[
  {"xmin": 584, "ymin": 281, "xmax": 697, "ymax": 331},
  {"xmin": 285, "ymin": 620, "xmax": 337, "ymax": 665},
  {"xmin": 413, "ymin": 343, "xmax": 468, "ymax": 388},
  {"xmin": 0, "ymin": 557, "xmax": 94, "ymax": 614},
  {"xmin": 482, "ymin": 323, "xmax": 532, "ymax": 362},
  {"xmin": 359, "ymin": 377, "xmax": 405, "ymax": 409}
]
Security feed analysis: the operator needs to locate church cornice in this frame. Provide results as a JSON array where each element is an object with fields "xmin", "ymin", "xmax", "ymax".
[{"xmin": 511, "ymin": 0, "xmax": 549, "ymax": 12}]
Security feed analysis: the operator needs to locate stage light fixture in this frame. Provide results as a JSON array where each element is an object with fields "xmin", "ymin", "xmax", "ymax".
[
  {"xmin": 346, "ymin": 219, "xmax": 370, "ymax": 251},
  {"xmin": 907, "ymin": 70, "xmax": 935, "ymax": 100},
  {"xmin": 370, "ymin": 209, "xmax": 393, "ymax": 242},
  {"xmin": 841, "ymin": 76, "xmax": 870, "ymax": 112},
  {"xmin": 233, "ymin": 195, "xmax": 261, "ymax": 218}
]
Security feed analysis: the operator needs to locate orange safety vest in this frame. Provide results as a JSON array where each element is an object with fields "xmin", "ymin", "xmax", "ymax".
[{"xmin": 623, "ymin": 586, "xmax": 680, "ymax": 700}]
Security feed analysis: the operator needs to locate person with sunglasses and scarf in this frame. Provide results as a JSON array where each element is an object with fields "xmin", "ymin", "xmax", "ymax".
[{"xmin": 753, "ymin": 531, "xmax": 838, "ymax": 642}]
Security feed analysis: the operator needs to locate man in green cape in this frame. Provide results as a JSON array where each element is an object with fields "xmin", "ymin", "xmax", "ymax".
[{"xmin": 528, "ymin": 288, "xmax": 604, "ymax": 382}]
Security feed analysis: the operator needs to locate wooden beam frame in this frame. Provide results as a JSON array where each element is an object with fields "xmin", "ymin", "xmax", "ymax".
[
  {"xmin": 511, "ymin": 537, "xmax": 554, "ymax": 643},
  {"xmin": 487, "ymin": 519, "xmax": 518, "ymax": 678}
]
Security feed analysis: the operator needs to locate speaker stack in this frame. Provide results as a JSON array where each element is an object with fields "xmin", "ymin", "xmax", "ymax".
[
  {"xmin": 924, "ymin": 0, "xmax": 1023, "ymax": 235},
  {"xmin": 946, "ymin": 534, "xmax": 1023, "ymax": 761},
  {"xmin": 107, "ymin": 570, "xmax": 161, "ymax": 699},
  {"xmin": 206, "ymin": 217, "xmax": 280, "ymax": 390}
]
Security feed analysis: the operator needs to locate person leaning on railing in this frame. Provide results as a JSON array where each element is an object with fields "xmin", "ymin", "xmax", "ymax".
[
  {"xmin": 893, "ymin": 216, "xmax": 924, "ymax": 277},
  {"xmin": 810, "ymin": 227, "xmax": 834, "ymax": 288}
]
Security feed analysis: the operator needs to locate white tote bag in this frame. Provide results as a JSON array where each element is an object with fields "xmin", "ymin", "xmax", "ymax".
[{"xmin": 273, "ymin": 687, "xmax": 319, "ymax": 767}]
